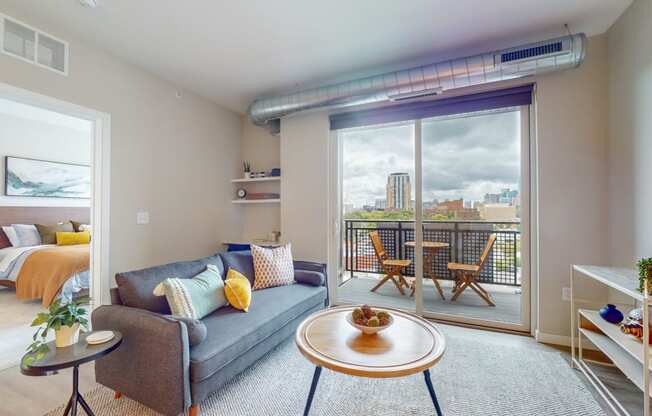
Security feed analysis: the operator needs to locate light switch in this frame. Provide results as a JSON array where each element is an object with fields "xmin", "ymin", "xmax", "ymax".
[{"xmin": 136, "ymin": 211, "xmax": 150, "ymax": 225}]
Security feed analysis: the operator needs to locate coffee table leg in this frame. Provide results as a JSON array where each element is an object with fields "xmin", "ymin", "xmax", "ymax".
[
  {"xmin": 303, "ymin": 366, "xmax": 322, "ymax": 416},
  {"xmin": 62, "ymin": 396, "xmax": 73, "ymax": 416},
  {"xmin": 423, "ymin": 369, "xmax": 443, "ymax": 416}
]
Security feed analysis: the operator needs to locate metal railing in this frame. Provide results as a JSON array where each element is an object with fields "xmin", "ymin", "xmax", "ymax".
[{"xmin": 344, "ymin": 219, "xmax": 521, "ymax": 286}]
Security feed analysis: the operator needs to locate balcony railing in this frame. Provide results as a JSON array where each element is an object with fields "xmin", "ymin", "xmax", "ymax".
[{"xmin": 344, "ymin": 219, "xmax": 521, "ymax": 286}]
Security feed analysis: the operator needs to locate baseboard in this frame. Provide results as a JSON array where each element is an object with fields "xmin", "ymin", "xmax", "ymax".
[
  {"xmin": 535, "ymin": 330, "xmax": 599, "ymax": 351},
  {"xmin": 535, "ymin": 330, "xmax": 571, "ymax": 346}
]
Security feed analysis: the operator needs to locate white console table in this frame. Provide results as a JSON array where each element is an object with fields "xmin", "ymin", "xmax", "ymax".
[{"xmin": 571, "ymin": 265, "xmax": 649, "ymax": 416}]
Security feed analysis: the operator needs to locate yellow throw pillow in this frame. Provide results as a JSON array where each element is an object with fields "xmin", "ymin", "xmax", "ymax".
[
  {"xmin": 224, "ymin": 269, "xmax": 252, "ymax": 312},
  {"xmin": 56, "ymin": 231, "xmax": 91, "ymax": 246}
]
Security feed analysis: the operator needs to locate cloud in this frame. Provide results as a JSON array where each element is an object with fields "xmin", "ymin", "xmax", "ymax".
[{"xmin": 341, "ymin": 110, "xmax": 520, "ymax": 207}]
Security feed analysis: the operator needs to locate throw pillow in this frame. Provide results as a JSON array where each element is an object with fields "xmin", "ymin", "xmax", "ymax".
[
  {"xmin": 251, "ymin": 243, "xmax": 295, "ymax": 290},
  {"xmin": 1, "ymin": 226, "xmax": 19, "ymax": 247},
  {"xmin": 36, "ymin": 222, "xmax": 74, "ymax": 245},
  {"xmin": 0, "ymin": 228, "xmax": 12, "ymax": 249},
  {"xmin": 153, "ymin": 264, "xmax": 227, "ymax": 319},
  {"xmin": 11, "ymin": 224, "xmax": 42, "ymax": 247},
  {"xmin": 224, "ymin": 268, "xmax": 252, "ymax": 312},
  {"xmin": 56, "ymin": 231, "xmax": 91, "ymax": 246}
]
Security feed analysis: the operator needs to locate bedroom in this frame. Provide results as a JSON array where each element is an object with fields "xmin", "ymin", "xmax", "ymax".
[{"xmin": 0, "ymin": 96, "xmax": 93, "ymax": 370}]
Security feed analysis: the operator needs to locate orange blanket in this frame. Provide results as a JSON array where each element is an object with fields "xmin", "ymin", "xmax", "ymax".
[{"xmin": 16, "ymin": 244, "xmax": 90, "ymax": 307}]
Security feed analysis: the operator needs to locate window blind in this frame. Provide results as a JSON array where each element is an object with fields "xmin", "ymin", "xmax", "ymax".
[{"xmin": 329, "ymin": 84, "xmax": 533, "ymax": 130}]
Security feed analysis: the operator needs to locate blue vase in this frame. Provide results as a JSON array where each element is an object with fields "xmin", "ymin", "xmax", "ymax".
[{"xmin": 599, "ymin": 304, "xmax": 624, "ymax": 324}]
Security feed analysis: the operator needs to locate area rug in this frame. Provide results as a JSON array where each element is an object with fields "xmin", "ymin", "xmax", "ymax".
[{"xmin": 44, "ymin": 327, "xmax": 605, "ymax": 416}]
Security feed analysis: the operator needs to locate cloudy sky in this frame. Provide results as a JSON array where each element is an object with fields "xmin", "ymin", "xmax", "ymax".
[{"xmin": 342, "ymin": 109, "xmax": 521, "ymax": 208}]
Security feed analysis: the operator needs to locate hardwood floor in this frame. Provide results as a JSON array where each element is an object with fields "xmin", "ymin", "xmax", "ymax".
[
  {"xmin": 0, "ymin": 363, "xmax": 95, "ymax": 416},
  {"xmin": 0, "ymin": 322, "xmax": 644, "ymax": 416}
]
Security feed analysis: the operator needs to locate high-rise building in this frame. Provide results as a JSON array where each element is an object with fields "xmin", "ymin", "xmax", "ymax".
[
  {"xmin": 386, "ymin": 172, "xmax": 411, "ymax": 210},
  {"xmin": 374, "ymin": 199, "xmax": 387, "ymax": 210}
]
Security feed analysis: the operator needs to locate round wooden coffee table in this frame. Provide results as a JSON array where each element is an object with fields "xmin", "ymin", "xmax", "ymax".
[{"xmin": 296, "ymin": 306, "xmax": 446, "ymax": 416}]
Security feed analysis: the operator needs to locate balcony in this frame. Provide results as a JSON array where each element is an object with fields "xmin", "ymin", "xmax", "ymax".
[{"xmin": 340, "ymin": 219, "xmax": 522, "ymax": 324}]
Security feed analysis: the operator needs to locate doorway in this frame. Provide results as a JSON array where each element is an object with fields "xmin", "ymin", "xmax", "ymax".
[
  {"xmin": 330, "ymin": 95, "xmax": 532, "ymax": 332},
  {"xmin": 0, "ymin": 82, "xmax": 110, "ymax": 368}
]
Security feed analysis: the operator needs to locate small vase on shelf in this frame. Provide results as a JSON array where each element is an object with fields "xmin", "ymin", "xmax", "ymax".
[{"xmin": 599, "ymin": 304, "xmax": 624, "ymax": 324}]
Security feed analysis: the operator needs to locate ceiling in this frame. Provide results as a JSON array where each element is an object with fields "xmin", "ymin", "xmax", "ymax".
[{"xmin": 1, "ymin": 0, "xmax": 631, "ymax": 114}]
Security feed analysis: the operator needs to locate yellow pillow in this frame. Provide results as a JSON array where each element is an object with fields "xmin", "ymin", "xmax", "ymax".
[
  {"xmin": 224, "ymin": 269, "xmax": 252, "ymax": 312},
  {"xmin": 56, "ymin": 231, "xmax": 91, "ymax": 246}
]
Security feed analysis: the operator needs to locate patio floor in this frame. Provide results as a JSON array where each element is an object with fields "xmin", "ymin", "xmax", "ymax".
[{"xmin": 337, "ymin": 275, "xmax": 522, "ymax": 324}]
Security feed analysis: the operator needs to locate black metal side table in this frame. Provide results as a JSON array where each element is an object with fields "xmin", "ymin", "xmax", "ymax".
[{"xmin": 21, "ymin": 331, "xmax": 122, "ymax": 416}]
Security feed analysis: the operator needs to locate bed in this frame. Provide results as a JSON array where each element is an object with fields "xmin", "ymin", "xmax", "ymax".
[{"xmin": 0, "ymin": 206, "xmax": 91, "ymax": 306}]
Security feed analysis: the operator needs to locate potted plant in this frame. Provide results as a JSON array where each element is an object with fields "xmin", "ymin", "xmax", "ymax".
[
  {"xmin": 638, "ymin": 258, "xmax": 652, "ymax": 294},
  {"xmin": 243, "ymin": 161, "xmax": 251, "ymax": 179},
  {"xmin": 27, "ymin": 296, "xmax": 90, "ymax": 361}
]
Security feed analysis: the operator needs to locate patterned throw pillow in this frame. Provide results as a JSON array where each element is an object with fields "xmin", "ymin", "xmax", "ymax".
[
  {"xmin": 152, "ymin": 264, "xmax": 227, "ymax": 319},
  {"xmin": 251, "ymin": 244, "xmax": 295, "ymax": 290}
]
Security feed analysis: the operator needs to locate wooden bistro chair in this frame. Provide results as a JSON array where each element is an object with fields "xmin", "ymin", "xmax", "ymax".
[
  {"xmin": 369, "ymin": 231, "xmax": 412, "ymax": 296},
  {"xmin": 448, "ymin": 233, "xmax": 497, "ymax": 307}
]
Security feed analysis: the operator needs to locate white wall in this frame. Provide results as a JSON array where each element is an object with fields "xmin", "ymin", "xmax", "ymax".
[
  {"xmin": 279, "ymin": 35, "xmax": 611, "ymax": 340},
  {"xmin": 0, "ymin": 4, "xmax": 243, "ymax": 282},
  {"xmin": 239, "ymin": 118, "xmax": 281, "ymax": 241},
  {"xmin": 0, "ymin": 105, "xmax": 91, "ymax": 207},
  {"xmin": 280, "ymin": 113, "xmax": 330, "ymax": 262},
  {"xmin": 607, "ymin": 0, "xmax": 652, "ymax": 266}
]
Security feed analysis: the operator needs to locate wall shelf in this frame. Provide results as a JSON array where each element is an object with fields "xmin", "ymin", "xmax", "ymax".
[
  {"xmin": 231, "ymin": 199, "xmax": 280, "ymax": 204},
  {"xmin": 231, "ymin": 177, "xmax": 281, "ymax": 183}
]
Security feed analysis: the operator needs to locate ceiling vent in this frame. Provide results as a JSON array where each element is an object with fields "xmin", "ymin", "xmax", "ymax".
[
  {"xmin": 247, "ymin": 34, "xmax": 586, "ymax": 132},
  {"xmin": 0, "ymin": 14, "xmax": 68, "ymax": 75}
]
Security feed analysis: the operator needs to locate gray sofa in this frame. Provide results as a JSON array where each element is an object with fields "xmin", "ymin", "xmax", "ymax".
[{"xmin": 92, "ymin": 250, "xmax": 328, "ymax": 416}]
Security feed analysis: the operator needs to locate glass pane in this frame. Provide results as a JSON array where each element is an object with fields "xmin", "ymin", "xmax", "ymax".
[
  {"xmin": 421, "ymin": 108, "xmax": 522, "ymax": 324},
  {"xmin": 339, "ymin": 121, "xmax": 416, "ymax": 311},
  {"xmin": 3, "ymin": 19, "xmax": 36, "ymax": 61}
]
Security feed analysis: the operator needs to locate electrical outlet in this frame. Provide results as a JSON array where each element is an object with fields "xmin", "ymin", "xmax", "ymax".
[
  {"xmin": 562, "ymin": 287, "xmax": 572, "ymax": 301},
  {"xmin": 136, "ymin": 211, "xmax": 150, "ymax": 225}
]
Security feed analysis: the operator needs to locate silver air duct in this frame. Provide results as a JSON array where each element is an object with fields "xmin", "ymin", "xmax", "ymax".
[{"xmin": 247, "ymin": 34, "xmax": 586, "ymax": 131}]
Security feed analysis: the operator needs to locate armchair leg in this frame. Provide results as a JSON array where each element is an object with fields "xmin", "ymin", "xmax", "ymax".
[
  {"xmin": 189, "ymin": 404, "xmax": 200, "ymax": 416},
  {"xmin": 114, "ymin": 391, "xmax": 122, "ymax": 400}
]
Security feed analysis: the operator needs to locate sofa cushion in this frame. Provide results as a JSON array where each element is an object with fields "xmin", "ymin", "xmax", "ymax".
[
  {"xmin": 219, "ymin": 251, "xmax": 255, "ymax": 285},
  {"xmin": 116, "ymin": 254, "xmax": 224, "ymax": 314},
  {"xmin": 189, "ymin": 283, "xmax": 326, "ymax": 382}
]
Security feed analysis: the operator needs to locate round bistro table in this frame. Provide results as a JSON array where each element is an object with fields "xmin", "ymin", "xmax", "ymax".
[
  {"xmin": 295, "ymin": 306, "xmax": 446, "ymax": 416},
  {"xmin": 21, "ymin": 331, "xmax": 122, "ymax": 416}
]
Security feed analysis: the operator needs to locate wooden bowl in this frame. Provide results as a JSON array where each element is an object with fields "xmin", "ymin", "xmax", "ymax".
[{"xmin": 345, "ymin": 312, "xmax": 394, "ymax": 335}]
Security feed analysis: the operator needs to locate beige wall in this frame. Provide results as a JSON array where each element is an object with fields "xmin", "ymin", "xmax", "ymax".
[
  {"xmin": 535, "ymin": 34, "xmax": 610, "ymax": 339},
  {"xmin": 607, "ymin": 0, "xmax": 652, "ymax": 266},
  {"xmin": 0, "ymin": 5, "xmax": 243, "ymax": 284},
  {"xmin": 239, "ymin": 119, "xmax": 281, "ymax": 241},
  {"xmin": 278, "ymin": 35, "xmax": 611, "ymax": 340},
  {"xmin": 280, "ymin": 113, "xmax": 330, "ymax": 262}
]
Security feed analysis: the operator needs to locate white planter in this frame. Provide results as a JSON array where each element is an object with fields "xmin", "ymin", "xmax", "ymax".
[
  {"xmin": 244, "ymin": 172, "xmax": 251, "ymax": 179},
  {"xmin": 55, "ymin": 323, "xmax": 80, "ymax": 348}
]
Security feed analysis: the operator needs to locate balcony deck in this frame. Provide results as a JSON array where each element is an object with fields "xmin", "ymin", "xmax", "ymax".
[{"xmin": 338, "ymin": 275, "xmax": 522, "ymax": 324}]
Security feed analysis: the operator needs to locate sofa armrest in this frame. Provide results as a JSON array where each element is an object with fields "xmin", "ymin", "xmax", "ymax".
[
  {"xmin": 92, "ymin": 305, "xmax": 191, "ymax": 416},
  {"xmin": 293, "ymin": 261, "xmax": 326, "ymax": 282}
]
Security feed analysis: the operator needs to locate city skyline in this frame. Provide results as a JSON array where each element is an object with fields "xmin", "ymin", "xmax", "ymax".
[{"xmin": 342, "ymin": 110, "xmax": 521, "ymax": 208}]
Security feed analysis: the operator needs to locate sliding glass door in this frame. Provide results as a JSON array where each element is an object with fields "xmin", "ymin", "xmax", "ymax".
[
  {"xmin": 331, "ymin": 88, "xmax": 532, "ymax": 332},
  {"xmin": 419, "ymin": 108, "xmax": 529, "ymax": 330},
  {"xmin": 337, "ymin": 122, "xmax": 416, "ymax": 312}
]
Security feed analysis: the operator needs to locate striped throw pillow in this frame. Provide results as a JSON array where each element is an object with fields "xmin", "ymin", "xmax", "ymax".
[{"xmin": 153, "ymin": 264, "xmax": 227, "ymax": 319}]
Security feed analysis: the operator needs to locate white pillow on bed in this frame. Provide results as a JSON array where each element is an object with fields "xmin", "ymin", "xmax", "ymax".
[
  {"xmin": 1, "ymin": 226, "xmax": 20, "ymax": 247},
  {"xmin": 11, "ymin": 224, "xmax": 42, "ymax": 247}
]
